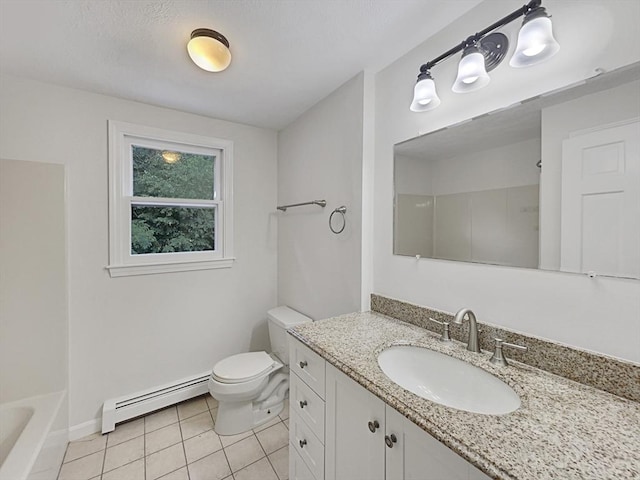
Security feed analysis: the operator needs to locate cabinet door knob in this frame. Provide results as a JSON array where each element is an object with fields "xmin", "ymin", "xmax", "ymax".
[
  {"xmin": 299, "ymin": 400, "xmax": 308, "ymax": 409},
  {"xmin": 299, "ymin": 439, "xmax": 307, "ymax": 448},
  {"xmin": 299, "ymin": 360, "xmax": 308, "ymax": 369},
  {"xmin": 385, "ymin": 434, "xmax": 397, "ymax": 448},
  {"xmin": 367, "ymin": 420, "xmax": 380, "ymax": 433}
]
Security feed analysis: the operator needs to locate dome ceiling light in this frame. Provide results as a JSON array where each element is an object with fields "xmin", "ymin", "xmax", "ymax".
[{"xmin": 187, "ymin": 28, "xmax": 232, "ymax": 72}]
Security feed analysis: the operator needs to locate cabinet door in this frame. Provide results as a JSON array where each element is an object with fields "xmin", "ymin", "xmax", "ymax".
[
  {"xmin": 290, "ymin": 444, "xmax": 316, "ymax": 480},
  {"xmin": 385, "ymin": 407, "xmax": 491, "ymax": 480},
  {"xmin": 325, "ymin": 364, "xmax": 385, "ymax": 480}
]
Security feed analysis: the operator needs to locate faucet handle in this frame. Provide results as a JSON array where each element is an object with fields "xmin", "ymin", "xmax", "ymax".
[
  {"xmin": 489, "ymin": 338, "xmax": 528, "ymax": 367},
  {"xmin": 427, "ymin": 318, "xmax": 451, "ymax": 343}
]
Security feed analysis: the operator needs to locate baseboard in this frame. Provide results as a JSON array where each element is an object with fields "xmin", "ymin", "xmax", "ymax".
[
  {"xmin": 68, "ymin": 419, "xmax": 101, "ymax": 441},
  {"xmin": 69, "ymin": 371, "xmax": 212, "ymax": 438},
  {"xmin": 101, "ymin": 371, "xmax": 211, "ymax": 433}
]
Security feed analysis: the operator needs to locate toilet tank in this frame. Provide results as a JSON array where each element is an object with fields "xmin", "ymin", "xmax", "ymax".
[{"xmin": 267, "ymin": 306, "xmax": 312, "ymax": 365}]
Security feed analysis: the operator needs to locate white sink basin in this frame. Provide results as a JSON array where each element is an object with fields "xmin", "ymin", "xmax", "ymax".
[{"xmin": 378, "ymin": 345, "xmax": 520, "ymax": 415}]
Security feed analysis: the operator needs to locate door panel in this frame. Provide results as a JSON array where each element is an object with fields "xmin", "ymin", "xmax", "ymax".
[
  {"xmin": 561, "ymin": 120, "xmax": 640, "ymax": 278},
  {"xmin": 325, "ymin": 364, "xmax": 385, "ymax": 480}
]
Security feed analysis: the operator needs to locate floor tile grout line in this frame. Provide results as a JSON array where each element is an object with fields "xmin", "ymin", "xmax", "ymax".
[
  {"xmin": 100, "ymin": 439, "xmax": 108, "ymax": 478},
  {"xmin": 204, "ymin": 398, "xmax": 241, "ymax": 478},
  {"xmin": 253, "ymin": 428, "xmax": 281, "ymax": 479},
  {"xmin": 155, "ymin": 465, "xmax": 187, "ymax": 480},
  {"xmin": 263, "ymin": 448, "xmax": 281, "ymax": 480},
  {"xmin": 176, "ymin": 412, "xmax": 190, "ymax": 480},
  {"xmin": 54, "ymin": 442, "xmax": 67, "ymax": 480},
  {"xmin": 268, "ymin": 443, "xmax": 289, "ymax": 480},
  {"xmin": 143, "ymin": 420, "xmax": 147, "ymax": 480},
  {"xmin": 256, "ymin": 420, "xmax": 289, "ymax": 480},
  {"xmin": 230, "ymin": 449, "xmax": 275, "ymax": 477},
  {"xmin": 219, "ymin": 429, "xmax": 237, "ymax": 478},
  {"xmin": 179, "ymin": 406, "xmax": 191, "ymax": 480}
]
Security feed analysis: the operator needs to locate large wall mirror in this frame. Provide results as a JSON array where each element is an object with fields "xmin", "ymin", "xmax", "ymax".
[{"xmin": 394, "ymin": 62, "xmax": 640, "ymax": 279}]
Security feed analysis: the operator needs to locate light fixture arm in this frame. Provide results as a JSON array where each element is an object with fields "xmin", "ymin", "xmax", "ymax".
[{"xmin": 417, "ymin": 0, "xmax": 542, "ymax": 74}]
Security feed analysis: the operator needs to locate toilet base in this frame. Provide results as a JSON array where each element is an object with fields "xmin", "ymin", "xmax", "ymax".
[{"xmin": 213, "ymin": 397, "xmax": 285, "ymax": 436}]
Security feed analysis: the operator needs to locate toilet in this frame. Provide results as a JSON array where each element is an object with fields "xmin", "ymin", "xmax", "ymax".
[{"xmin": 208, "ymin": 306, "xmax": 312, "ymax": 435}]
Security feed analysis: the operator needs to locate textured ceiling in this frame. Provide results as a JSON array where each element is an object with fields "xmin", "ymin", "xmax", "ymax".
[{"xmin": 0, "ymin": 0, "xmax": 482, "ymax": 129}]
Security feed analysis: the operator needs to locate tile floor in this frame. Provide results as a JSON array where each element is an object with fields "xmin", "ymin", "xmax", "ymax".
[{"xmin": 57, "ymin": 395, "xmax": 289, "ymax": 480}]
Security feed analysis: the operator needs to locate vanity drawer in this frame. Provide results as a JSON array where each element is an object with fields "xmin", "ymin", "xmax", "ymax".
[
  {"xmin": 289, "ymin": 337, "xmax": 326, "ymax": 398},
  {"xmin": 290, "ymin": 371, "xmax": 325, "ymax": 441},
  {"xmin": 290, "ymin": 442, "xmax": 317, "ymax": 480},
  {"xmin": 290, "ymin": 411, "xmax": 325, "ymax": 480}
]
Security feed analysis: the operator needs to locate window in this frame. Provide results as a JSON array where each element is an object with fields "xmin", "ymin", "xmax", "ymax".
[{"xmin": 107, "ymin": 121, "xmax": 234, "ymax": 277}]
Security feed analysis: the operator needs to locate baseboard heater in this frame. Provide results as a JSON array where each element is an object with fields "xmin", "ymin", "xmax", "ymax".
[{"xmin": 102, "ymin": 371, "xmax": 211, "ymax": 433}]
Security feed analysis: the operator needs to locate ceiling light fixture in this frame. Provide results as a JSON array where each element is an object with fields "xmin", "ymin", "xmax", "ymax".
[
  {"xmin": 410, "ymin": 0, "xmax": 559, "ymax": 112},
  {"xmin": 187, "ymin": 28, "xmax": 232, "ymax": 72},
  {"xmin": 162, "ymin": 151, "xmax": 181, "ymax": 164}
]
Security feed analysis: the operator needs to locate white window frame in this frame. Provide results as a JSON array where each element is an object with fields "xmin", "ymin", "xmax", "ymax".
[{"xmin": 107, "ymin": 121, "xmax": 234, "ymax": 277}]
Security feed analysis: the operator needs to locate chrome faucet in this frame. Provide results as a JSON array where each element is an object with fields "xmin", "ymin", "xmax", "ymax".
[{"xmin": 453, "ymin": 308, "xmax": 481, "ymax": 353}]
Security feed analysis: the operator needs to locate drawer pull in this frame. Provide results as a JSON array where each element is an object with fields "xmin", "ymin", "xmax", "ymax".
[
  {"xmin": 385, "ymin": 434, "xmax": 397, "ymax": 448},
  {"xmin": 299, "ymin": 400, "xmax": 308, "ymax": 409},
  {"xmin": 299, "ymin": 360, "xmax": 308, "ymax": 369},
  {"xmin": 299, "ymin": 439, "xmax": 307, "ymax": 448},
  {"xmin": 367, "ymin": 420, "xmax": 380, "ymax": 433}
]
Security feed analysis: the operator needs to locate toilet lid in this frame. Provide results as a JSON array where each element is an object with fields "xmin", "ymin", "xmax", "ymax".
[{"xmin": 212, "ymin": 351, "xmax": 276, "ymax": 384}]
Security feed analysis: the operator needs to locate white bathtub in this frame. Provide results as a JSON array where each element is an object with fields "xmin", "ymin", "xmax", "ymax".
[{"xmin": 0, "ymin": 392, "xmax": 66, "ymax": 480}]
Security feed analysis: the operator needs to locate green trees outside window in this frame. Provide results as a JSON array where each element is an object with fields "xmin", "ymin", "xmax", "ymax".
[{"xmin": 131, "ymin": 146, "xmax": 216, "ymax": 255}]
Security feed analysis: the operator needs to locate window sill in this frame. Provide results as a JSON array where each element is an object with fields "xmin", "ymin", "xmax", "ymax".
[{"xmin": 106, "ymin": 257, "xmax": 235, "ymax": 277}]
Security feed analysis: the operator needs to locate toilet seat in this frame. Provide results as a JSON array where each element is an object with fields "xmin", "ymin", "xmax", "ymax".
[{"xmin": 212, "ymin": 351, "xmax": 276, "ymax": 384}]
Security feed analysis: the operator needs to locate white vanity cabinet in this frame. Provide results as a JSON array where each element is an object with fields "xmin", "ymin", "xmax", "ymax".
[
  {"xmin": 289, "ymin": 338, "xmax": 327, "ymax": 480},
  {"xmin": 325, "ymin": 364, "xmax": 491, "ymax": 480},
  {"xmin": 325, "ymin": 363, "xmax": 385, "ymax": 480},
  {"xmin": 385, "ymin": 406, "xmax": 491, "ymax": 480},
  {"xmin": 289, "ymin": 337, "xmax": 491, "ymax": 480}
]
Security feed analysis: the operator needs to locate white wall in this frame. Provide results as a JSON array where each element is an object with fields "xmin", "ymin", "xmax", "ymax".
[
  {"xmin": 429, "ymin": 138, "xmax": 540, "ymax": 196},
  {"xmin": 0, "ymin": 159, "xmax": 68, "ymax": 404},
  {"xmin": 394, "ymin": 154, "xmax": 434, "ymax": 195},
  {"xmin": 277, "ymin": 74, "xmax": 364, "ymax": 320},
  {"xmin": 0, "ymin": 74, "xmax": 278, "ymax": 428},
  {"xmin": 372, "ymin": 0, "xmax": 640, "ymax": 362}
]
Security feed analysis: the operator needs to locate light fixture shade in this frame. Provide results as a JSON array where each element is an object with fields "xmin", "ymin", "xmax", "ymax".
[
  {"xmin": 410, "ymin": 73, "xmax": 441, "ymax": 112},
  {"xmin": 187, "ymin": 29, "xmax": 232, "ymax": 72},
  {"xmin": 509, "ymin": 11, "xmax": 559, "ymax": 68},
  {"xmin": 452, "ymin": 47, "xmax": 490, "ymax": 93},
  {"xmin": 162, "ymin": 151, "xmax": 181, "ymax": 164}
]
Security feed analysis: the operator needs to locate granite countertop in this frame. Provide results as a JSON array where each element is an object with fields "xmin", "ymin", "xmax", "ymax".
[{"xmin": 289, "ymin": 311, "xmax": 640, "ymax": 480}]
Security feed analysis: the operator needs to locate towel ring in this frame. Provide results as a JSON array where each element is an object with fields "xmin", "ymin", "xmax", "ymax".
[{"xmin": 329, "ymin": 206, "xmax": 347, "ymax": 234}]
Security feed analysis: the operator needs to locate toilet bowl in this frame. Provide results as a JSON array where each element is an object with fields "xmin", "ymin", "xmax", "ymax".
[{"xmin": 208, "ymin": 306, "xmax": 312, "ymax": 435}]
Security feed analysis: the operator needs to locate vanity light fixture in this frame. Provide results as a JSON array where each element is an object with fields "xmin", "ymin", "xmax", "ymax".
[
  {"xmin": 451, "ymin": 41, "xmax": 491, "ymax": 93},
  {"xmin": 187, "ymin": 28, "xmax": 232, "ymax": 72},
  {"xmin": 410, "ymin": 0, "xmax": 559, "ymax": 111},
  {"xmin": 510, "ymin": 4, "xmax": 560, "ymax": 67},
  {"xmin": 410, "ymin": 70, "xmax": 441, "ymax": 112}
]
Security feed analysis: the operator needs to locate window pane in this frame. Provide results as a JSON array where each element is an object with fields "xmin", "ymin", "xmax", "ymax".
[
  {"xmin": 132, "ymin": 145, "xmax": 215, "ymax": 200},
  {"xmin": 131, "ymin": 205, "xmax": 215, "ymax": 254}
]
